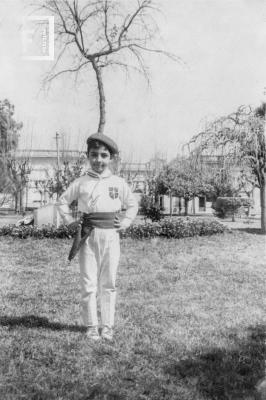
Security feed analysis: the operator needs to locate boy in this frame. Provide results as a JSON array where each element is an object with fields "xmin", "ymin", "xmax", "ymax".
[{"xmin": 57, "ymin": 133, "xmax": 138, "ymax": 341}]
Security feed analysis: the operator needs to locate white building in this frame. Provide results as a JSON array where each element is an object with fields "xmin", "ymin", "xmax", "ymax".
[{"xmin": 2, "ymin": 149, "xmax": 261, "ymax": 216}]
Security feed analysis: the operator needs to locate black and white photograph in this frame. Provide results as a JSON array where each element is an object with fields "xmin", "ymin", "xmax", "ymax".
[{"xmin": 0, "ymin": 0, "xmax": 266, "ymax": 399}]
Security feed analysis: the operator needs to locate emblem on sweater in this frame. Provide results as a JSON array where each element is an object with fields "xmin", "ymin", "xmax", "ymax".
[{"xmin": 109, "ymin": 187, "xmax": 119, "ymax": 199}]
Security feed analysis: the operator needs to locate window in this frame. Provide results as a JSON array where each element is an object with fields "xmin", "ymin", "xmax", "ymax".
[{"xmin": 199, "ymin": 196, "xmax": 206, "ymax": 212}]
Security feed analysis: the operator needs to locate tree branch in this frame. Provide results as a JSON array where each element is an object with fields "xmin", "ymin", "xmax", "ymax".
[
  {"xmin": 118, "ymin": 0, "xmax": 151, "ymax": 46},
  {"xmin": 44, "ymin": 60, "xmax": 91, "ymax": 84},
  {"xmin": 103, "ymin": 0, "xmax": 112, "ymax": 50}
]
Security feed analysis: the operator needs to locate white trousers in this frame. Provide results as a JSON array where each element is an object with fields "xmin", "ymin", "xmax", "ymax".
[{"xmin": 79, "ymin": 228, "xmax": 120, "ymax": 328}]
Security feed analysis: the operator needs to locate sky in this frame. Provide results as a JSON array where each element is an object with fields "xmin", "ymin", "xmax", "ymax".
[{"xmin": 0, "ymin": 0, "xmax": 266, "ymax": 162}]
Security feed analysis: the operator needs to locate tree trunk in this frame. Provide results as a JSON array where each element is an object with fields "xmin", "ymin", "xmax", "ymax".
[
  {"xmin": 14, "ymin": 193, "xmax": 18, "ymax": 213},
  {"xmin": 247, "ymin": 193, "xmax": 251, "ymax": 217},
  {"xmin": 20, "ymin": 188, "xmax": 23, "ymax": 213},
  {"xmin": 20, "ymin": 185, "xmax": 27, "ymax": 213},
  {"xmin": 232, "ymin": 197, "xmax": 236, "ymax": 222},
  {"xmin": 16, "ymin": 191, "xmax": 20, "ymax": 213},
  {"xmin": 184, "ymin": 198, "xmax": 188, "ymax": 216},
  {"xmin": 260, "ymin": 179, "xmax": 266, "ymax": 234},
  {"xmin": 169, "ymin": 191, "xmax": 173, "ymax": 217},
  {"xmin": 91, "ymin": 59, "xmax": 106, "ymax": 135}
]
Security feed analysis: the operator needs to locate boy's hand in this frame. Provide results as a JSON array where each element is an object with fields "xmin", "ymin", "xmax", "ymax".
[
  {"xmin": 68, "ymin": 220, "xmax": 82, "ymax": 230},
  {"xmin": 114, "ymin": 215, "xmax": 124, "ymax": 231}
]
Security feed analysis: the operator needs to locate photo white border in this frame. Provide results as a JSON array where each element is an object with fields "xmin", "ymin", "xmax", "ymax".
[{"xmin": 22, "ymin": 16, "xmax": 54, "ymax": 61}]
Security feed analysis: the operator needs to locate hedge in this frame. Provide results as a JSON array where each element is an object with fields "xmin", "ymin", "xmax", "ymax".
[
  {"xmin": 0, "ymin": 224, "xmax": 76, "ymax": 239},
  {"xmin": 213, "ymin": 197, "xmax": 253, "ymax": 219},
  {"xmin": 120, "ymin": 217, "xmax": 227, "ymax": 239},
  {"xmin": 0, "ymin": 217, "xmax": 227, "ymax": 240}
]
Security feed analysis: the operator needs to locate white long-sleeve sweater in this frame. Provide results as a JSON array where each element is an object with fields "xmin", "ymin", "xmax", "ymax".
[{"xmin": 57, "ymin": 168, "xmax": 138, "ymax": 229}]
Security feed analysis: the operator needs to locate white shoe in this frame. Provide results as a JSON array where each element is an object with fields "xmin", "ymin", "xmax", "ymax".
[
  {"xmin": 101, "ymin": 326, "xmax": 114, "ymax": 341},
  {"xmin": 86, "ymin": 326, "xmax": 100, "ymax": 341}
]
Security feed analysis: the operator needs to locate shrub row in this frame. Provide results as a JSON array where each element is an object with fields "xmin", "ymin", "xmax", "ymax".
[
  {"xmin": 0, "ymin": 217, "xmax": 227, "ymax": 240},
  {"xmin": 0, "ymin": 224, "xmax": 76, "ymax": 239},
  {"xmin": 120, "ymin": 217, "xmax": 227, "ymax": 239}
]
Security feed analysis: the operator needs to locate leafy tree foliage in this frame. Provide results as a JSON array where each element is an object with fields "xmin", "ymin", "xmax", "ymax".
[
  {"xmin": 0, "ymin": 161, "xmax": 14, "ymax": 207},
  {"xmin": 213, "ymin": 197, "xmax": 253, "ymax": 221},
  {"xmin": 0, "ymin": 99, "xmax": 25, "ymax": 210},
  {"xmin": 139, "ymin": 194, "xmax": 161, "ymax": 221},
  {"xmin": 189, "ymin": 104, "xmax": 266, "ymax": 232},
  {"xmin": 156, "ymin": 158, "xmax": 213, "ymax": 215},
  {"xmin": 0, "ymin": 99, "xmax": 22, "ymax": 155},
  {"xmin": 139, "ymin": 173, "xmax": 162, "ymax": 221}
]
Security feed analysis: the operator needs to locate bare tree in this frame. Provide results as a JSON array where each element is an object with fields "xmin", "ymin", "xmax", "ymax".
[
  {"xmin": 37, "ymin": 0, "xmax": 178, "ymax": 134},
  {"xmin": 7, "ymin": 158, "xmax": 32, "ymax": 213},
  {"xmin": 35, "ymin": 179, "xmax": 53, "ymax": 206},
  {"xmin": 46, "ymin": 154, "xmax": 86, "ymax": 198}
]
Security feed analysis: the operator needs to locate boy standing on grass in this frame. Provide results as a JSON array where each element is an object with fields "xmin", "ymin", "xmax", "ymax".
[{"xmin": 57, "ymin": 133, "xmax": 138, "ymax": 341}]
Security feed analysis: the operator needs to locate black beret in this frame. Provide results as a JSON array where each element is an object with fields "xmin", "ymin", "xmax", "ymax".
[{"xmin": 86, "ymin": 133, "xmax": 119, "ymax": 155}]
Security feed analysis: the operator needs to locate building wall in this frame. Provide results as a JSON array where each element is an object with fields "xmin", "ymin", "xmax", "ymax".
[
  {"xmin": 16, "ymin": 150, "xmax": 85, "ymax": 209},
  {"xmin": 22, "ymin": 152, "xmax": 152, "ymax": 209},
  {"xmin": 160, "ymin": 195, "xmax": 213, "ymax": 215}
]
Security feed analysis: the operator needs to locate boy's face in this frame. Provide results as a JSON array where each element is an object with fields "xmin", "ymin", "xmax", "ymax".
[{"xmin": 87, "ymin": 145, "xmax": 111, "ymax": 174}]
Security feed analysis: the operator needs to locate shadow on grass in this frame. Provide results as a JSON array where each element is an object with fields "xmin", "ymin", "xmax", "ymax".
[
  {"xmin": 0, "ymin": 314, "xmax": 84, "ymax": 332},
  {"xmin": 165, "ymin": 325, "xmax": 266, "ymax": 399}
]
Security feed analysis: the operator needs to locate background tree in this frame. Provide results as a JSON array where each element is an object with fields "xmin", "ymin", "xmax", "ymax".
[
  {"xmin": 45, "ymin": 155, "xmax": 86, "ymax": 218},
  {"xmin": 34, "ymin": 180, "xmax": 54, "ymax": 206},
  {"xmin": 205, "ymin": 168, "xmax": 238, "ymax": 199},
  {"xmin": 156, "ymin": 158, "xmax": 213, "ymax": 216},
  {"xmin": 0, "ymin": 99, "xmax": 22, "ymax": 154},
  {"xmin": 0, "ymin": 169, "xmax": 14, "ymax": 208},
  {"xmin": 188, "ymin": 104, "xmax": 266, "ymax": 233},
  {"xmin": 7, "ymin": 158, "xmax": 32, "ymax": 213},
  {"xmin": 139, "ymin": 172, "xmax": 162, "ymax": 221},
  {"xmin": 213, "ymin": 196, "xmax": 253, "ymax": 222},
  {"xmin": 0, "ymin": 99, "xmax": 24, "ymax": 211},
  {"xmin": 47, "ymin": 154, "xmax": 87, "ymax": 198},
  {"xmin": 156, "ymin": 164, "xmax": 179, "ymax": 216},
  {"xmin": 197, "ymin": 163, "xmax": 254, "ymax": 201},
  {"xmin": 38, "ymin": 0, "xmax": 177, "ymax": 134}
]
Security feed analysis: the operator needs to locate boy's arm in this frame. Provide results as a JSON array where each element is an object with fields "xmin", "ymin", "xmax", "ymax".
[
  {"xmin": 119, "ymin": 179, "xmax": 138, "ymax": 229},
  {"xmin": 57, "ymin": 180, "xmax": 79, "ymax": 225}
]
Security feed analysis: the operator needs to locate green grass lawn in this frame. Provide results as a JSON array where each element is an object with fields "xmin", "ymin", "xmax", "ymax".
[{"xmin": 0, "ymin": 230, "xmax": 266, "ymax": 400}]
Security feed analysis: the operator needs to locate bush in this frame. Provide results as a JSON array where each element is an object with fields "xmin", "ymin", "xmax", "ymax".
[
  {"xmin": 121, "ymin": 217, "xmax": 227, "ymax": 239},
  {"xmin": 213, "ymin": 197, "xmax": 253, "ymax": 219},
  {"xmin": 139, "ymin": 195, "xmax": 162, "ymax": 221},
  {"xmin": 0, "ymin": 224, "xmax": 77, "ymax": 239},
  {"xmin": 0, "ymin": 217, "xmax": 227, "ymax": 240}
]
